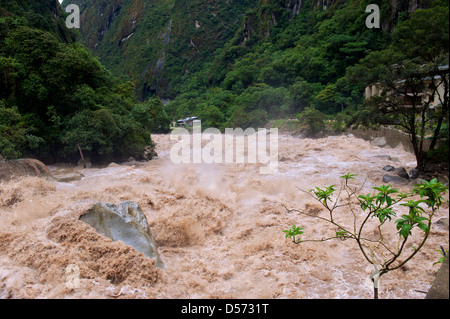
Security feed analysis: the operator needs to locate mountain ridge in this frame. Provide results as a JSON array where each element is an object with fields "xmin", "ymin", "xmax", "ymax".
[{"xmin": 66, "ymin": 0, "xmax": 433, "ymax": 103}]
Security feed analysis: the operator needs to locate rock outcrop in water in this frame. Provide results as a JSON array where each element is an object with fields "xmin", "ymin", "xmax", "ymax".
[
  {"xmin": 80, "ymin": 201, "xmax": 164, "ymax": 269},
  {"xmin": 47, "ymin": 168, "xmax": 85, "ymax": 183}
]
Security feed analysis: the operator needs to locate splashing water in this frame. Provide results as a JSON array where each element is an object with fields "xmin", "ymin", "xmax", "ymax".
[{"xmin": 0, "ymin": 134, "xmax": 448, "ymax": 299}]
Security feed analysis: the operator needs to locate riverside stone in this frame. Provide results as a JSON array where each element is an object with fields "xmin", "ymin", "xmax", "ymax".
[
  {"xmin": 409, "ymin": 168, "xmax": 420, "ymax": 180},
  {"xmin": 396, "ymin": 167, "xmax": 410, "ymax": 180},
  {"xmin": 383, "ymin": 175, "xmax": 409, "ymax": 185},
  {"xmin": 383, "ymin": 165, "xmax": 396, "ymax": 172}
]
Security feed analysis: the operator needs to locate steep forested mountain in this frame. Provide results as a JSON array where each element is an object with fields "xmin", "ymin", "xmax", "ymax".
[
  {"xmin": 63, "ymin": 0, "xmax": 260, "ymax": 100},
  {"xmin": 65, "ymin": 0, "xmax": 440, "ymax": 128}
]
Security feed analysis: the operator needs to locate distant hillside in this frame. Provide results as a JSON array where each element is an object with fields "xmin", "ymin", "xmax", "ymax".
[
  {"xmin": 65, "ymin": 0, "xmax": 434, "ymax": 104},
  {"xmin": 62, "ymin": 0, "xmax": 258, "ymax": 100}
]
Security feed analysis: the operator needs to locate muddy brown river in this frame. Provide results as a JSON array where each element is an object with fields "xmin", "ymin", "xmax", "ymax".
[{"xmin": 0, "ymin": 133, "xmax": 448, "ymax": 299}]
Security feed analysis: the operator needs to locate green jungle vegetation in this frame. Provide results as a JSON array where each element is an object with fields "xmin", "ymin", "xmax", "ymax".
[{"xmin": 1, "ymin": 0, "xmax": 170, "ymax": 163}]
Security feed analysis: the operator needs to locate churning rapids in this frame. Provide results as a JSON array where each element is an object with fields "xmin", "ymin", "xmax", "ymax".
[{"xmin": 0, "ymin": 133, "xmax": 448, "ymax": 299}]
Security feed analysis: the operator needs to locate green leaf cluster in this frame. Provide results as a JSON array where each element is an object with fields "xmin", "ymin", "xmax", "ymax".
[
  {"xmin": 395, "ymin": 200, "xmax": 429, "ymax": 239},
  {"xmin": 283, "ymin": 225, "xmax": 304, "ymax": 243},
  {"xmin": 310, "ymin": 185, "xmax": 336, "ymax": 206},
  {"xmin": 290, "ymin": 175, "xmax": 448, "ymax": 244},
  {"xmin": 433, "ymin": 247, "xmax": 448, "ymax": 266}
]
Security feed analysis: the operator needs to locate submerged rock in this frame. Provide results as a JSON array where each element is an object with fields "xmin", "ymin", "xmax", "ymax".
[
  {"xmin": 48, "ymin": 168, "xmax": 84, "ymax": 183},
  {"xmin": 144, "ymin": 145, "xmax": 158, "ymax": 161},
  {"xmin": 80, "ymin": 201, "xmax": 164, "ymax": 269},
  {"xmin": 372, "ymin": 155, "xmax": 392, "ymax": 160},
  {"xmin": 437, "ymin": 174, "xmax": 449, "ymax": 187}
]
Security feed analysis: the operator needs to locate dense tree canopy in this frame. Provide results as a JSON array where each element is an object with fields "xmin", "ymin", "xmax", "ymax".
[{"xmin": 0, "ymin": 3, "xmax": 168, "ymax": 162}]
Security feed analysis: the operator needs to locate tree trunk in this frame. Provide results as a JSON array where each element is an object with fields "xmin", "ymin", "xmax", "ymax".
[
  {"xmin": 416, "ymin": 150, "xmax": 427, "ymax": 173},
  {"xmin": 77, "ymin": 143, "xmax": 86, "ymax": 169},
  {"xmin": 370, "ymin": 265, "xmax": 381, "ymax": 299},
  {"xmin": 429, "ymin": 112, "xmax": 444, "ymax": 151}
]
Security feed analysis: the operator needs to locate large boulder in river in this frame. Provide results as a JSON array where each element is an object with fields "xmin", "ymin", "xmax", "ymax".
[
  {"xmin": 0, "ymin": 158, "xmax": 50, "ymax": 181},
  {"xmin": 80, "ymin": 201, "xmax": 164, "ymax": 269}
]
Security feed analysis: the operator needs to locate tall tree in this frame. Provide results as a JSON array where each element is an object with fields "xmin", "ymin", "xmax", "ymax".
[{"xmin": 348, "ymin": 4, "xmax": 449, "ymax": 172}]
